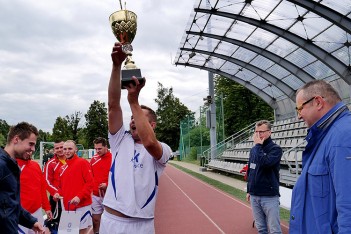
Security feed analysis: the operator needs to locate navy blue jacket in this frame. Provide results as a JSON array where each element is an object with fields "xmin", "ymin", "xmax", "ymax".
[
  {"xmin": 0, "ymin": 148, "xmax": 37, "ymax": 233},
  {"xmin": 247, "ymin": 137, "xmax": 282, "ymax": 196}
]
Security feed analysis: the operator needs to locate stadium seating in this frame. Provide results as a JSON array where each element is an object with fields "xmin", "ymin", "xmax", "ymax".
[{"xmin": 206, "ymin": 117, "xmax": 306, "ymax": 186}]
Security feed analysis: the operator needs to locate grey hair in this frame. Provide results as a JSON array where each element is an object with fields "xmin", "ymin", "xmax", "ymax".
[
  {"xmin": 297, "ymin": 80, "xmax": 341, "ymax": 105},
  {"xmin": 255, "ymin": 120, "xmax": 271, "ymax": 130}
]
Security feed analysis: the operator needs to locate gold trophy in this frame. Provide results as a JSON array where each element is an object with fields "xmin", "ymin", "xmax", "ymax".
[{"xmin": 109, "ymin": 1, "xmax": 144, "ymax": 88}]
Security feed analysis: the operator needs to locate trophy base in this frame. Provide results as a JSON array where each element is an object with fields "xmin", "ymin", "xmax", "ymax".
[{"xmin": 121, "ymin": 68, "xmax": 144, "ymax": 89}]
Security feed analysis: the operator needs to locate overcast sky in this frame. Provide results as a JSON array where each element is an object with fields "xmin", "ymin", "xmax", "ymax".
[{"xmin": 0, "ymin": 0, "xmax": 208, "ymax": 132}]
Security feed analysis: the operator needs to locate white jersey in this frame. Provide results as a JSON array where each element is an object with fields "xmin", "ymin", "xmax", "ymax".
[{"xmin": 103, "ymin": 125, "xmax": 171, "ymax": 219}]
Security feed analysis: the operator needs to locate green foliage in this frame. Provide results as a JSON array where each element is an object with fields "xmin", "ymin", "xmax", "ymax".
[
  {"xmin": 66, "ymin": 111, "xmax": 83, "ymax": 143},
  {"xmin": 51, "ymin": 111, "xmax": 83, "ymax": 144},
  {"xmin": 154, "ymin": 82, "xmax": 193, "ymax": 151},
  {"xmin": 52, "ymin": 116, "xmax": 72, "ymax": 141},
  {"xmin": 214, "ymin": 76, "xmax": 274, "ymax": 136},
  {"xmin": 0, "ymin": 133, "xmax": 6, "ymax": 147},
  {"xmin": 188, "ymin": 147, "xmax": 198, "ymax": 161},
  {"xmin": 0, "ymin": 119, "xmax": 10, "ymax": 147},
  {"xmin": 84, "ymin": 100, "xmax": 108, "ymax": 149}
]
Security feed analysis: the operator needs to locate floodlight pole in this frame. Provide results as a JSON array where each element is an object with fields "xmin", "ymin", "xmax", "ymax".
[{"xmin": 206, "ymin": 0, "xmax": 217, "ymax": 160}]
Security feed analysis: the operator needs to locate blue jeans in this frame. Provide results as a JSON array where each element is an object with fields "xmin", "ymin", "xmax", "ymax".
[{"xmin": 250, "ymin": 195, "xmax": 282, "ymax": 234}]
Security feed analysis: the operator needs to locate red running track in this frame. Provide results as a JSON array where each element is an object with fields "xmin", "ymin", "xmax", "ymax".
[{"xmin": 155, "ymin": 164, "xmax": 289, "ymax": 234}]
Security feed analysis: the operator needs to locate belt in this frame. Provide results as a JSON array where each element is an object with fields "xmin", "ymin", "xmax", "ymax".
[{"xmin": 104, "ymin": 206, "xmax": 131, "ymax": 218}]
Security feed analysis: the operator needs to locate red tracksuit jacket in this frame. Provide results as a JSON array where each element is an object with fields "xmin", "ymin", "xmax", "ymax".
[
  {"xmin": 44, "ymin": 155, "xmax": 66, "ymax": 196},
  {"xmin": 17, "ymin": 159, "xmax": 51, "ymax": 214},
  {"xmin": 90, "ymin": 151, "xmax": 112, "ymax": 197},
  {"xmin": 59, "ymin": 154, "xmax": 93, "ymax": 211}
]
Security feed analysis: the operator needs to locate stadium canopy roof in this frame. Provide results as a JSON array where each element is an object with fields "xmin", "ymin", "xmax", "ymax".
[{"xmin": 175, "ymin": 0, "xmax": 351, "ymax": 120}]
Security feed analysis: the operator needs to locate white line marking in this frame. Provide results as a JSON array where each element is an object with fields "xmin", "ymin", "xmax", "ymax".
[
  {"xmin": 168, "ymin": 165, "xmax": 289, "ymax": 230},
  {"xmin": 164, "ymin": 172, "xmax": 225, "ymax": 234}
]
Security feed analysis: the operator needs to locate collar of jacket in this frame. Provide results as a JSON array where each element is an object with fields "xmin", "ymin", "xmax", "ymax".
[
  {"xmin": 66, "ymin": 154, "xmax": 78, "ymax": 165},
  {"xmin": 305, "ymin": 102, "xmax": 347, "ymax": 148},
  {"xmin": 262, "ymin": 137, "xmax": 273, "ymax": 147},
  {"xmin": 307, "ymin": 102, "xmax": 347, "ymax": 137}
]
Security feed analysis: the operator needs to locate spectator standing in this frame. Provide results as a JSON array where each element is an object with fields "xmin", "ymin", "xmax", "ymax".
[
  {"xmin": 99, "ymin": 42, "xmax": 172, "ymax": 234},
  {"xmin": 0, "ymin": 122, "xmax": 45, "ymax": 233},
  {"xmin": 43, "ymin": 140, "xmax": 66, "ymax": 232},
  {"xmin": 43, "ymin": 148, "xmax": 54, "ymax": 167},
  {"xmin": 289, "ymin": 80, "xmax": 351, "ymax": 233},
  {"xmin": 90, "ymin": 137, "xmax": 112, "ymax": 234},
  {"xmin": 53, "ymin": 140, "xmax": 94, "ymax": 234},
  {"xmin": 17, "ymin": 157, "xmax": 52, "ymax": 234},
  {"xmin": 246, "ymin": 120, "xmax": 283, "ymax": 234}
]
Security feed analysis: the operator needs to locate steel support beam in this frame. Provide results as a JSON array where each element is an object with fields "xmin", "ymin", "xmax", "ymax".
[{"xmin": 194, "ymin": 8, "xmax": 351, "ymax": 84}]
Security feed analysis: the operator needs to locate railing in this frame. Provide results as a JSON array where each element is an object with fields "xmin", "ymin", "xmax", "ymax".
[
  {"xmin": 202, "ymin": 121, "xmax": 257, "ymax": 162},
  {"xmin": 203, "ymin": 118, "xmax": 307, "ymax": 186}
]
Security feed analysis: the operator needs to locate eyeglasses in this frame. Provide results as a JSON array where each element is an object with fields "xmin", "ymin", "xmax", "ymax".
[
  {"xmin": 255, "ymin": 130, "xmax": 270, "ymax": 134},
  {"xmin": 295, "ymin": 96, "xmax": 316, "ymax": 114}
]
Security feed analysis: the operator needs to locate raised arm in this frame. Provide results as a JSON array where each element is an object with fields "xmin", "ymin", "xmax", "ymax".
[
  {"xmin": 108, "ymin": 42, "xmax": 127, "ymax": 135},
  {"xmin": 126, "ymin": 78, "xmax": 163, "ymax": 160}
]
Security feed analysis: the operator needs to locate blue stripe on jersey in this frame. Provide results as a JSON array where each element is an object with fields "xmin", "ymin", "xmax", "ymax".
[
  {"xmin": 18, "ymin": 227, "xmax": 26, "ymax": 234},
  {"xmin": 141, "ymin": 171, "xmax": 158, "ymax": 209},
  {"xmin": 80, "ymin": 210, "xmax": 92, "ymax": 221},
  {"xmin": 110, "ymin": 151, "xmax": 118, "ymax": 199}
]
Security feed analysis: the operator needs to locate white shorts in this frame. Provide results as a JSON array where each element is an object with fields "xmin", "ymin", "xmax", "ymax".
[
  {"xmin": 76, "ymin": 205, "xmax": 93, "ymax": 230},
  {"xmin": 99, "ymin": 211, "xmax": 154, "ymax": 234},
  {"xmin": 18, "ymin": 208, "xmax": 44, "ymax": 234},
  {"xmin": 91, "ymin": 195, "xmax": 104, "ymax": 214}
]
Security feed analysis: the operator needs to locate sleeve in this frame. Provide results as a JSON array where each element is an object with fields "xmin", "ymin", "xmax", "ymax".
[
  {"xmin": 41, "ymin": 173, "xmax": 51, "ymax": 211},
  {"xmin": 43, "ymin": 160, "xmax": 58, "ymax": 196},
  {"xmin": 77, "ymin": 160, "xmax": 94, "ymax": 201},
  {"xmin": 108, "ymin": 126, "xmax": 126, "ymax": 151},
  {"xmin": 156, "ymin": 143, "xmax": 172, "ymax": 165},
  {"xmin": 90, "ymin": 157, "xmax": 96, "ymax": 177},
  {"xmin": 331, "ymin": 146, "xmax": 351, "ymax": 233},
  {"xmin": 18, "ymin": 207, "xmax": 37, "ymax": 229}
]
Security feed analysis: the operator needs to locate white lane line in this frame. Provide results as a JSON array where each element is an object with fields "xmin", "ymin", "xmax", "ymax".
[
  {"xmin": 168, "ymin": 165, "xmax": 290, "ymax": 230},
  {"xmin": 164, "ymin": 172, "xmax": 225, "ymax": 234}
]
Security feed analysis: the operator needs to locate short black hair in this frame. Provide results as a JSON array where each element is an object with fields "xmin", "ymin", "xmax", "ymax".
[{"xmin": 7, "ymin": 122, "xmax": 39, "ymax": 144}]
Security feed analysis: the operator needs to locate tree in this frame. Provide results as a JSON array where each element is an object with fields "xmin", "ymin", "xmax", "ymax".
[
  {"xmin": 84, "ymin": 100, "xmax": 108, "ymax": 149},
  {"xmin": 0, "ymin": 119, "xmax": 10, "ymax": 147},
  {"xmin": 51, "ymin": 111, "xmax": 83, "ymax": 144},
  {"xmin": 214, "ymin": 75, "xmax": 273, "ymax": 136},
  {"xmin": 52, "ymin": 116, "xmax": 72, "ymax": 141},
  {"xmin": 66, "ymin": 111, "xmax": 83, "ymax": 143},
  {"xmin": 154, "ymin": 82, "xmax": 193, "ymax": 151}
]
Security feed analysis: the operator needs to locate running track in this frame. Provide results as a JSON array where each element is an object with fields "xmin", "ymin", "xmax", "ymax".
[{"xmin": 155, "ymin": 164, "xmax": 289, "ymax": 234}]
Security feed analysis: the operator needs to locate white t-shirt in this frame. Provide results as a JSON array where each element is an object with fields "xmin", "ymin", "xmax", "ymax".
[{"xmin": 103, "ymin": 125, "xmax": 171, "ymax": 218}]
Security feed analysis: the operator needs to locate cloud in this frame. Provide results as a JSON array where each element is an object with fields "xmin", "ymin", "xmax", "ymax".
[{"xmin": 0, "ymin": 0, "xmax": 208, "ymax": 132}]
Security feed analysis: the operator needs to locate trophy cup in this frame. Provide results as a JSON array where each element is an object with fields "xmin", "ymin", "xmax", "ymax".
[{"xmin": 109, "ymin": 2, "xmax": 144, "ymax": 88}]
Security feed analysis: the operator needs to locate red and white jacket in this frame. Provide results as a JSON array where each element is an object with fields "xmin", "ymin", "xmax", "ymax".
[
  {"xmin": 17, "ymin": 159, "xmax": 51, "ymax": 214},
  {"xmin": 44, "ymin": 155, "xmax": 66, "ymax": 196},
  {"xmin": 90, "ymin": 151, "xmax": 112, "ymax": 197},
  {"xmin": 59, "ymin": 154, "xmax": 93, "ymax": 211}
]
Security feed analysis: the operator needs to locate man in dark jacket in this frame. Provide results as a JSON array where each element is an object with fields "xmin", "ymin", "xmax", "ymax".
[
  {"xmin": 0, "ymin": 122, "xmax": 45, "ymax": 233},
  {"xmin": 246, "ymin": 120, "xmax": 283, "ymax": 234}
]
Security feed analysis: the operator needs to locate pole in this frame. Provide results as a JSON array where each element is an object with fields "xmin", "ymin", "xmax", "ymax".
[
  {"xmin": 221, "ymin": 93, "xmax": 225, "ymax": 141},
  {"xmin": 207, "ymin": 0, "xmax": 216, "ymax": 160},
  {"xmin": 200, "ymin": 107, "xmax": 203, "ymax": 155}
]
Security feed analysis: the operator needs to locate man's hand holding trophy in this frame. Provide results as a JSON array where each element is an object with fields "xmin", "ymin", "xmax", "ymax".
[{"xmin": 109, "ymin": 1, "xmax": 145, "ymax": 88}]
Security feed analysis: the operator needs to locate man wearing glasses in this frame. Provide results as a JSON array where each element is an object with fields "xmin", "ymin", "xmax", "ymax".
[
  {"xmin": 246, "ymin": 120, "xmax": 283, "ymax": 234},
  {"xmin": 289, "ymin": 80, "xmax": 351, "ymax": 234}
]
